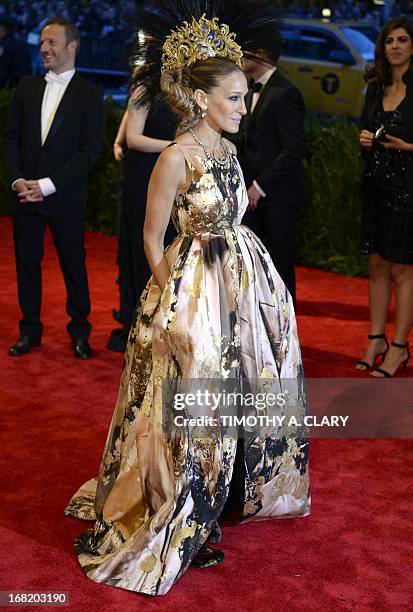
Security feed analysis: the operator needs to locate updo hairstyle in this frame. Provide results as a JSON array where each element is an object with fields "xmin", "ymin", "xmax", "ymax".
[{"xmin": 160, "ymin": 57, "xmax": 242, "ymax": 135}]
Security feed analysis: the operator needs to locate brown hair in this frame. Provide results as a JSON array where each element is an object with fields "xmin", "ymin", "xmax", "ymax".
[
  {"xmin": 42, "ymin": 16, "xmax": 80, "ymax": 49},
  {"xmin": 365, "ymin": 16, "xmax": 413, "ymax": 85},
  {"xmin": 161, "ymin": 57, "xmax": 242, "ymax": 135}
]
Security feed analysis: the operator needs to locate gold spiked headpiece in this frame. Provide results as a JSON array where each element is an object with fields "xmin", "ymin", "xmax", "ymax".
[{"xmin": 161, "ymin": 14, "xmax": 243, "ymax": 75}]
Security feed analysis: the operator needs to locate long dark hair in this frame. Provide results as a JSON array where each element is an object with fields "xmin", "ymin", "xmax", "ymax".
[{"xmin": 365, "ymin": 17, "xmax": 413, "ymax": 85}]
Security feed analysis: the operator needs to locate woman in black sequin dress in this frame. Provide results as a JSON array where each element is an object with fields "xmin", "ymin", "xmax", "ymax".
[{"xmin": 357, "ymin": 17, "xmax": 413, "ymax": 377}]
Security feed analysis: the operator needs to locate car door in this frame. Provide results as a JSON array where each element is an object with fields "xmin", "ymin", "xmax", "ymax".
[
  {"xmin": 280, "ymin": 26, "xmax": 361, "ymax": 117},
  {"xmin": 280, "ymin": 25, "xmax": 321, "ymax": 110}
]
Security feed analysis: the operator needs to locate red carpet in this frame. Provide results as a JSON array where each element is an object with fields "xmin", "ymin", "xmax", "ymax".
[{"xmin": 0, "ymin": 216, "xmax": 412, "ymax": 611}]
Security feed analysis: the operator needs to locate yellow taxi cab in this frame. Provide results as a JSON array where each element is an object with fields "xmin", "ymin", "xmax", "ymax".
[{"xmin": 278, "ymin": 19, "xmax": 376, "ymax": 118}]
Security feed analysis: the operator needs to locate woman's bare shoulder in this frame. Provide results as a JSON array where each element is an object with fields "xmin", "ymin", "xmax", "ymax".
[
  {"xmin": 174, "ymin": 133, "xmax": 203, "ymax": 157},
  {"xmin": 158, "ymin": 143, "xmax": 185, "ymax": 167},
  {"xmin": 154, "ymin": 144, "xmax": 188, "ymax": 187},
  {"xmin": 168, "ymin": 138, "xmax": 204, "ymax": 174}
]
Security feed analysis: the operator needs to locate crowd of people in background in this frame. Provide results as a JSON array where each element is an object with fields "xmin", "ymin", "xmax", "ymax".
[
  {"xmin": 1, "ymin": 0, "xmax": 413, "ymax": 42},
  {"xmin": 0, "ymin": 0, "xmax": 136, "ymax": 37}
]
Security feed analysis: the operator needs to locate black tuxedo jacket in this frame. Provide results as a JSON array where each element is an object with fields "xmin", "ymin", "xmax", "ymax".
[
  {"xmin": 5, "ymin": 73, "xmax": 105, "ymax": 218},
  {"xmin": 236, "ymin": 70, "xmax": 306, "ymax": 206}
]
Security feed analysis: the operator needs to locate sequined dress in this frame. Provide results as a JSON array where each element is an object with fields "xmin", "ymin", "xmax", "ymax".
[
  {"xmin": 362, "ymin": 99, "xmax": 413, "ymax": 264},
  {"xmin": 65, "ymin": 143, "xmax": 310, "ymax": 596}
]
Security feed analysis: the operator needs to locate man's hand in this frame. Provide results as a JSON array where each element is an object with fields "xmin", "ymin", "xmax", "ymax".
[
  {"xmin": 14, "ymin": 179, "xmax": 30, "ymax": 193},
  {"xmin": 381, "ymin": 134, "xmax": 413, "ymax": 151},
  {"xmin": 247, "ymin": 184, "xmax": 262, "ymax": 211},
  {"xmin": 359, "ymin": 129, "xmax": 374, "ymax": 150},
  {"xmin": 18, "ymin": 180, "xmax": 44, "ymax": 203}
]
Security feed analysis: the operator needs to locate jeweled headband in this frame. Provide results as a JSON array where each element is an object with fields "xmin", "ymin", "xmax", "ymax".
[{"xmin": 161, "ymin": 14, "xmax": 243, "ymax": 75}]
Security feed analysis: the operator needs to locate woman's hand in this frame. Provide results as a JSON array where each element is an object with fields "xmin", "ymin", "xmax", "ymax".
[
  {"xmin": 381, "ymin": 134, "xmax": 413, "ymax": 152},
  {"xmin": 113, "ymin": 109, "xmax": 128, "ymax": 161},
  {"xmin": 113, "ymin": 142, "xmax": 124, "ymax": 161},
  {"xmin": 359, "ymin": 129, "xmax": 374, "ymax": 150}
]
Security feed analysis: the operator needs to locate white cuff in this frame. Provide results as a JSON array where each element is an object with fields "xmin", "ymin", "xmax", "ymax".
[
  {"xmin": 253, "ymin": 180, "xmax": 266, "ymax": 198},
  {"xmin": 11, "ymin": 178, "xmax": 24, "ymax": 191},
  {"xmin": 38, "ymin": 177, "xmax": 57, "ymax": 197}
]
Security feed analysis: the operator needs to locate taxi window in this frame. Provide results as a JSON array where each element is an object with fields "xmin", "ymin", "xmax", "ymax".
[
  {"xmin": 341, "ymin": 27, "xmax": 375, "ymax": 60},
  {"xmin": 285, "ymin": 29, "xmax": 347, "ymax": 61},
  {"xmin": 281, "ymin": 26, "xmax": 301, "ymax": 54}
]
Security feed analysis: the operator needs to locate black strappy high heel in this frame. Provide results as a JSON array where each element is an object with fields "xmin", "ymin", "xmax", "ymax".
[
  {"xmin": 372, "ymin": 341, "xmax": 410, "ymax": 378},
  {"xmin": 355, "ymin": 333, "xmax": 389, "ymax": 371}
]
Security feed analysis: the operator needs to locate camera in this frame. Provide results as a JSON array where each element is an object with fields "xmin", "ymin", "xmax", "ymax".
[{"xmin": 373, "ymin": 125, "xmax": 388, "ymax": 143}]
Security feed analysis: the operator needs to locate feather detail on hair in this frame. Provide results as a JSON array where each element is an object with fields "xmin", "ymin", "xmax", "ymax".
[{"xmin": 130, "ymin": 0, "xmax": 282, "ymax": 109}]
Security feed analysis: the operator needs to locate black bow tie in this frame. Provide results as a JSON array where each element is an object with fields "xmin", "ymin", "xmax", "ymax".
[{"xmin": 249, "ymin": 79, "xmax": 263, "ymax": 93}]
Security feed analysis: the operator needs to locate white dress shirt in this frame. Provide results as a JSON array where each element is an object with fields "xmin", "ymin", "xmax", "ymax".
[
  {"xmin": 251, "ymin": 67, "xmax": 277, "ymax": 198},
  {"xmin": 12, "ymin": 69, "xmax": 76, "ymax": 198}
]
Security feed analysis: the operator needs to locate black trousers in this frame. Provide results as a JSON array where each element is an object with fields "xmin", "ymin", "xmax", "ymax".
[
  {"xmin": 242, "ymin": 201, "xmax": 299, "ymax": 306},
  {"xmin": 12, "ymin": 212, "xmax": 91, "ymax": 340}
]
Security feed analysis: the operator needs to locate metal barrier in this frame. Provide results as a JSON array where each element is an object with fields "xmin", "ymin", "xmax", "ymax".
[{"xmin": 76, "ymin": 34, "xmax": 132, "ymax": 75}]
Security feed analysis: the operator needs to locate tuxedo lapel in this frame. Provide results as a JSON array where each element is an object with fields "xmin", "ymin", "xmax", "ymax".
[
  {"xmin": 43, "ymin": 74, "xmax": 81, "ymax": 147},
  {"xmin": 32, "ymin": 77, "xmax": 47, "ymax": 147},
  {"xmin": 244, "ymin": 89, "xmax": 254, "ymax": 132},
  {"xmin": 249, "ymin": 70, "xmax": 279, "ymax": 129}
]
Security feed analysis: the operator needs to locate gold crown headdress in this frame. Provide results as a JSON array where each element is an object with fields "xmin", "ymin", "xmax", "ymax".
[
  {"xmin": 130, "ymin": 0, "xmax": 282, "ymax": 109},
  {"xmin": 161, "ymin": 14, "xmax": 242, "ymax": 75}
]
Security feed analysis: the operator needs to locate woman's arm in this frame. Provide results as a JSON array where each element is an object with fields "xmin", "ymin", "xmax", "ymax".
[
  {"xmin": 126, "ymin": 100, "xmax": 173, "ymax": 153},
  {"xmin": 144, "ymin": 146, "xmax": 186, "ymax": 291},
  {"xmin": 113, "ymin": 109, "xmax": 128, "ymax": 161},
  {"xmin": 381, "ymin": 135, "xmax": 413, "ymax": 152}
]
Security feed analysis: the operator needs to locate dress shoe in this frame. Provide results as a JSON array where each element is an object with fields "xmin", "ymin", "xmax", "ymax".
[
  {"xmin": 9, "ymin": 335, "xmax": 41, "ymax": 356},
  {"xmin": 112, "ymin": 308, "xmax": 124, "ymax": 324},
  {"xmin": 72, "ymin": 338, "xmax": 92, "ymax": 359},
  {"xmin": 106, "ymin": 328, "xmax": 128, "ymax": 353},
  {"xmin": 191, "ymin": 544, "xmax": 224, "ymax": 569}
]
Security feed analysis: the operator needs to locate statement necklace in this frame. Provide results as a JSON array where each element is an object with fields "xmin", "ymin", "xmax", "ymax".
[{"xmin": 189, "ymin": 128, "xmax": 231, "ymax": 167}]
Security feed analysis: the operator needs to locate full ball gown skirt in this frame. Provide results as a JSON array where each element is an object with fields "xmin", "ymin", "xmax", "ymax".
[{"xmin": 65, "ymin": 146, "xmax": 310, "ymax": 596}]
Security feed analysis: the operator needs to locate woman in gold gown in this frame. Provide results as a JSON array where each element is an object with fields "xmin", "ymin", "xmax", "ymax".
[{"xmin": 65, "ymin": 7, "xmax": 310, "ymax": 597}]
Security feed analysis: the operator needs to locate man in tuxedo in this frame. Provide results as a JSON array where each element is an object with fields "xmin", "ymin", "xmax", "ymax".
[
  {"xmin": 5, "ymin": 17, "xmax": 105, "ymax": 358},
  {"xmin": 238, "ymin": 45, "xmax": 306, "ymax": 306}
]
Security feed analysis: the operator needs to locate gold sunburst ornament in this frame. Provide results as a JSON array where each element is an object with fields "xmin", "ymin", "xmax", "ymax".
[{"xmin": 161, "ymin": 14, "xmax": 243, "ymax": 75}]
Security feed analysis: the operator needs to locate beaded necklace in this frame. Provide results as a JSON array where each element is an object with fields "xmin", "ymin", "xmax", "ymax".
[{"xmin": 188, "ymin": 128, "xmax": 231, "ymax": 167}]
